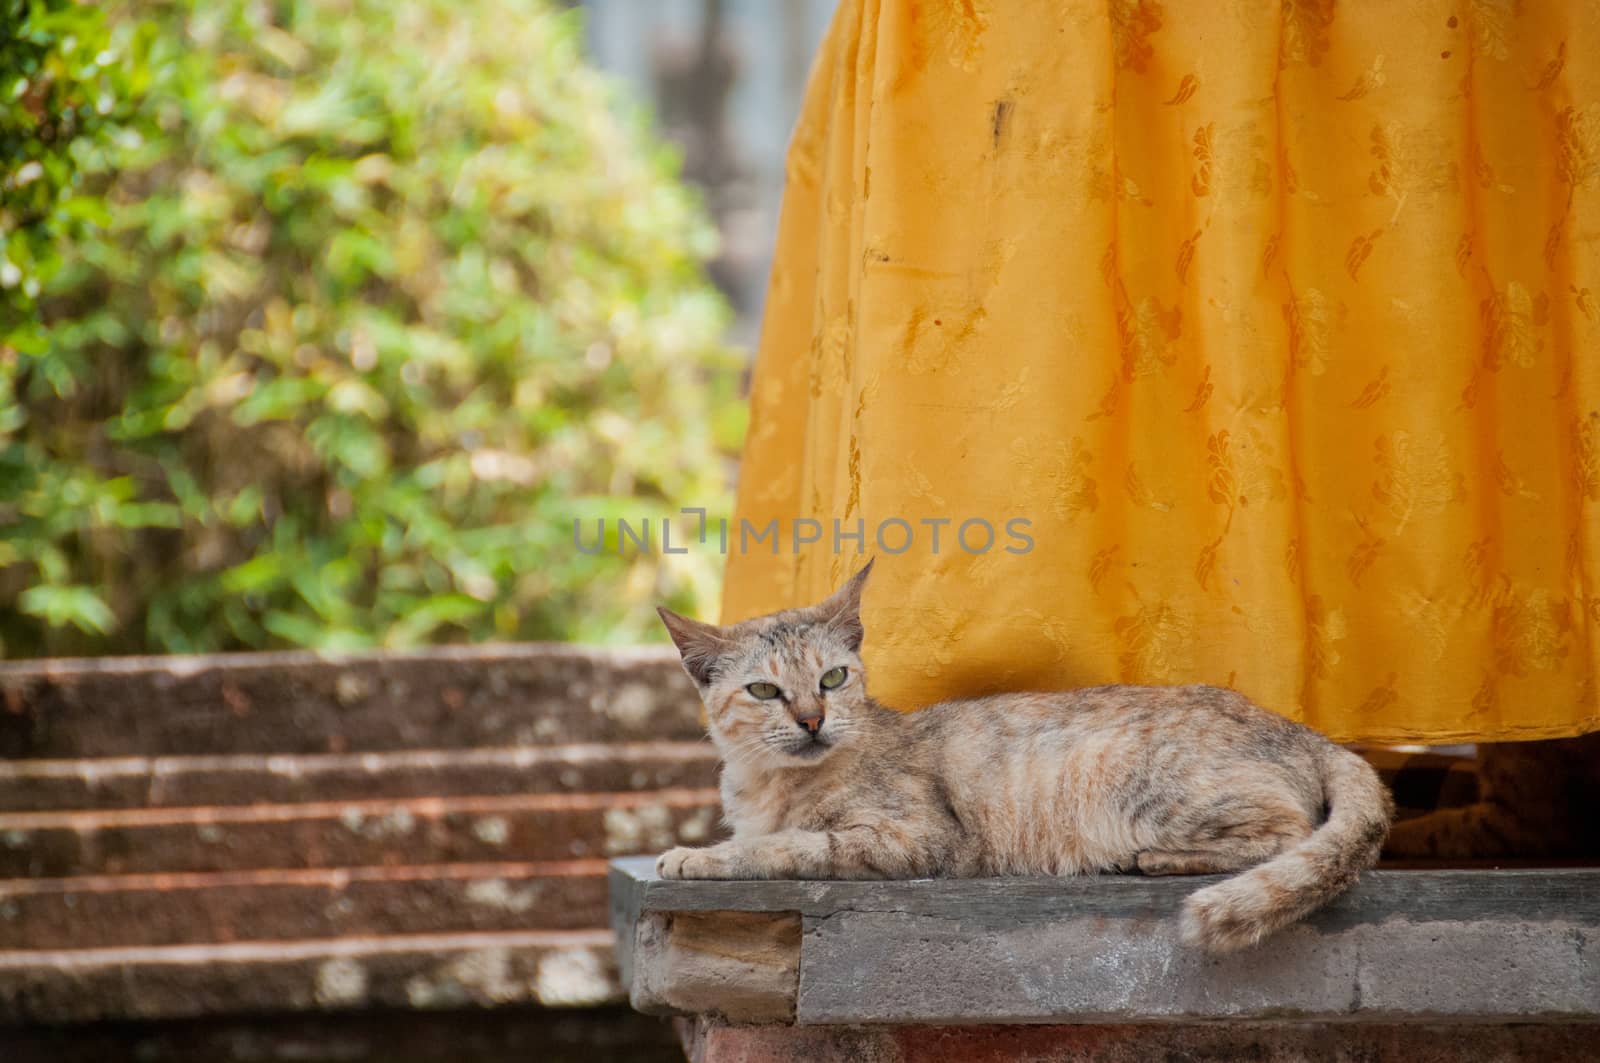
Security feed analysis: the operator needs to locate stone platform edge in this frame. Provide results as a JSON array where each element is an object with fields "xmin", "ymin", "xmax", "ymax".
[{"xmin": 608, "ymin": 857, "xmax": 1600, "ymax": 1026}]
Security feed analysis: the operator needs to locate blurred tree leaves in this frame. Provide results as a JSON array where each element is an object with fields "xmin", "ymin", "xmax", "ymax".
[
  {"xmin": 1, "ymin": 0, "xmax": 743, "ymax": 656},
  {"xmin": 2, "ymin": 1, "xmax": 143, "ymax": 340}
]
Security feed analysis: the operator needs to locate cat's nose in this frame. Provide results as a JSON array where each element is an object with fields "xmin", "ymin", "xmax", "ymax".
[{"xmin": 795, "ymin": 712, "xmax": 825, "ymax": 735}]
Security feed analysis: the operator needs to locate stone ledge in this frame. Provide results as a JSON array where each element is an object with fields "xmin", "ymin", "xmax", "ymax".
[{"xmin": 609, "ymin": 858, "xmax": 1600, "ymax": 1025}]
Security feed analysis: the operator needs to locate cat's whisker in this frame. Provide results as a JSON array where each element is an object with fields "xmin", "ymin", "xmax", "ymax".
[{"xmin": 721, "ymin": 732, "xmax": 775, "ymax": 768}]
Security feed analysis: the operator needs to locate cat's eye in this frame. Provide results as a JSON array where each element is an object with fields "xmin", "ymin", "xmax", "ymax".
[
  {"xmin": 819, "ymin": 667, "xmax": 847, "ymax": 690},
  {"xmin": 746, "ymin": 682, "xmax": 781, "ymax": 700}
]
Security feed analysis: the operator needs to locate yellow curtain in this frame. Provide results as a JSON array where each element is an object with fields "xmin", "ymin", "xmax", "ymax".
[{"xmin": 722, "ymin": 0, "xmax": 1600, "ymax": 744}]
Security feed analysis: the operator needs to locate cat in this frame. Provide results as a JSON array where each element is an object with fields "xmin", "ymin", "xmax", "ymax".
[
  {"xmin": 1383, "ymin": 733, "xmax": 1600, "ymax": 860},
  {"xmin": 655, "ymin": 562, "xmax": 1394, "ymax": 953}
]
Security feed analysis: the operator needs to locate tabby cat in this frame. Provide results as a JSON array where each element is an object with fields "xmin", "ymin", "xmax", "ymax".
[{"xmin": 656, "ymin": 563, "xmax": 1394, "ymax": 953}]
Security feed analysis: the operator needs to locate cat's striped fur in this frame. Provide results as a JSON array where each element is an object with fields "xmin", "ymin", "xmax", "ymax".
[{"xmin": 657, "ymin": 563, "xmax": 1393, "ymax": 952}]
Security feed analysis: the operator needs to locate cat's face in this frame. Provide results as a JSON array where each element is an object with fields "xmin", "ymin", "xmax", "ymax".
[{"xmin": 658, "ymin": 562, "xmax": 873, "ymax": 769}]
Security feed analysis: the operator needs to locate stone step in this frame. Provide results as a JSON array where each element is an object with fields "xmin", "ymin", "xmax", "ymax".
[
  {"xmin": 0, "ymin": 860, "xmax": 615, "ymax": 950},
  {"xmin": 0, "ymin": 742, "xmax": 719, "ymax": 812},
  {"xmin": 0, "ymin": 927, "xmax": 622, "ymax": 1023},
  {"xmin": 0, "ymin": 789, "xmax": 720, "ymax": 877},
  {"xmin": 0, "ymin": 645, "xmax": 702, "ymax": 758},
  {"xmin": 0, "ymin": 1007, "xmax": 683, "ymax": 1063}
]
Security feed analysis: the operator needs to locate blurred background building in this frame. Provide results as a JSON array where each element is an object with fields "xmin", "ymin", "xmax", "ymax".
[{"xmin": 579, "ymin": 0, "xmax": 837, "ymax": 348}]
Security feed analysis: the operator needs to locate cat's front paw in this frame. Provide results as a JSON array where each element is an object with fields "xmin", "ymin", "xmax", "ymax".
[
  {"xmin": 1109, "ymin": 852, "xmax": 1144, "ymax": 875},
  {"xmin": 655, "ymin": 846, "xmax": 696, "ymax": 879},
  {"xmin": 656, "ymin": 843, "xmax": 746, "ymax": 880}
]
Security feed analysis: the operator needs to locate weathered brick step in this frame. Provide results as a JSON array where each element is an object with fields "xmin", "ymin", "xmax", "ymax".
[
  {"xmin": 0, "ymin": 741, "xmax": 719, "ymax": 812},
  {"xmin": 0, "ymin": 789, "xmax": 720, "ymax": 877},
  {"xmin": 1, "ymin": 1006, "xmax": 684, "ymax": 1063},
  {"xmin": 0, "ymin": 860, "xmax": 616, "ymax": 950},
  {"xmin": 0, "ymin": 927, "xmax": 622, "ymax": 1023},
  {"xmin": 0, "ymin": 645, "xmax": 702, "ymax": 758}
]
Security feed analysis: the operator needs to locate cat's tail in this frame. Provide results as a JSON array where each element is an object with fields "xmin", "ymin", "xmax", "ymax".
[{"xmin": 1180, "ymin": 747, "xmax": 1394, "ymax": 953}]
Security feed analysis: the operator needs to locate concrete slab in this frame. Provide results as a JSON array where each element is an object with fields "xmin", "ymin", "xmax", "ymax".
[{"xmin": 609, "ymin": 857, "xmax": 1600, "ymax": 1025}]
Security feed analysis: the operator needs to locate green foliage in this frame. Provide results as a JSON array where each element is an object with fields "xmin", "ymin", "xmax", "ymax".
[
  {"xmin": 1, "ymin": 1, "xmax": 141, "ymax": 342},
  {"xmin": 1, "ymin": 0, "xmax": 742, "ymax": 656}
]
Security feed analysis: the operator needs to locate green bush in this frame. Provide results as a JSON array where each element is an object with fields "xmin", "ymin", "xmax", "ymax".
[
  {"xmin": 1, "ymin": 0, "xmax": 743, "ymax": 657},
  {"xmin": 2, "ymin": 1, "xmax": 141, "ymax": 348}
]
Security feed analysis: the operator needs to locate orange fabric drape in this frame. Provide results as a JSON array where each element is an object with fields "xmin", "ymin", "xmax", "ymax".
[{"xmin": 722, "ymin": 0, "xmax": 1600, "ymax": 744}]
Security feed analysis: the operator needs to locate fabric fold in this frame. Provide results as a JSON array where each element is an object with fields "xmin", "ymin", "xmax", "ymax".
[{"xmin": 724, "ymin": 0, "xmax": 1600, "ymax": 743}]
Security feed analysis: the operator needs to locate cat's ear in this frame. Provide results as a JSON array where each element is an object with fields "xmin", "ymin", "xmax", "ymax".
[
  {"xmin": 656, "ymin": 607, "xmax": 732, "ymax": 687},
  {"xmin": 814, "ymin": 559, "xmax": 873, "ymax": 651}
]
